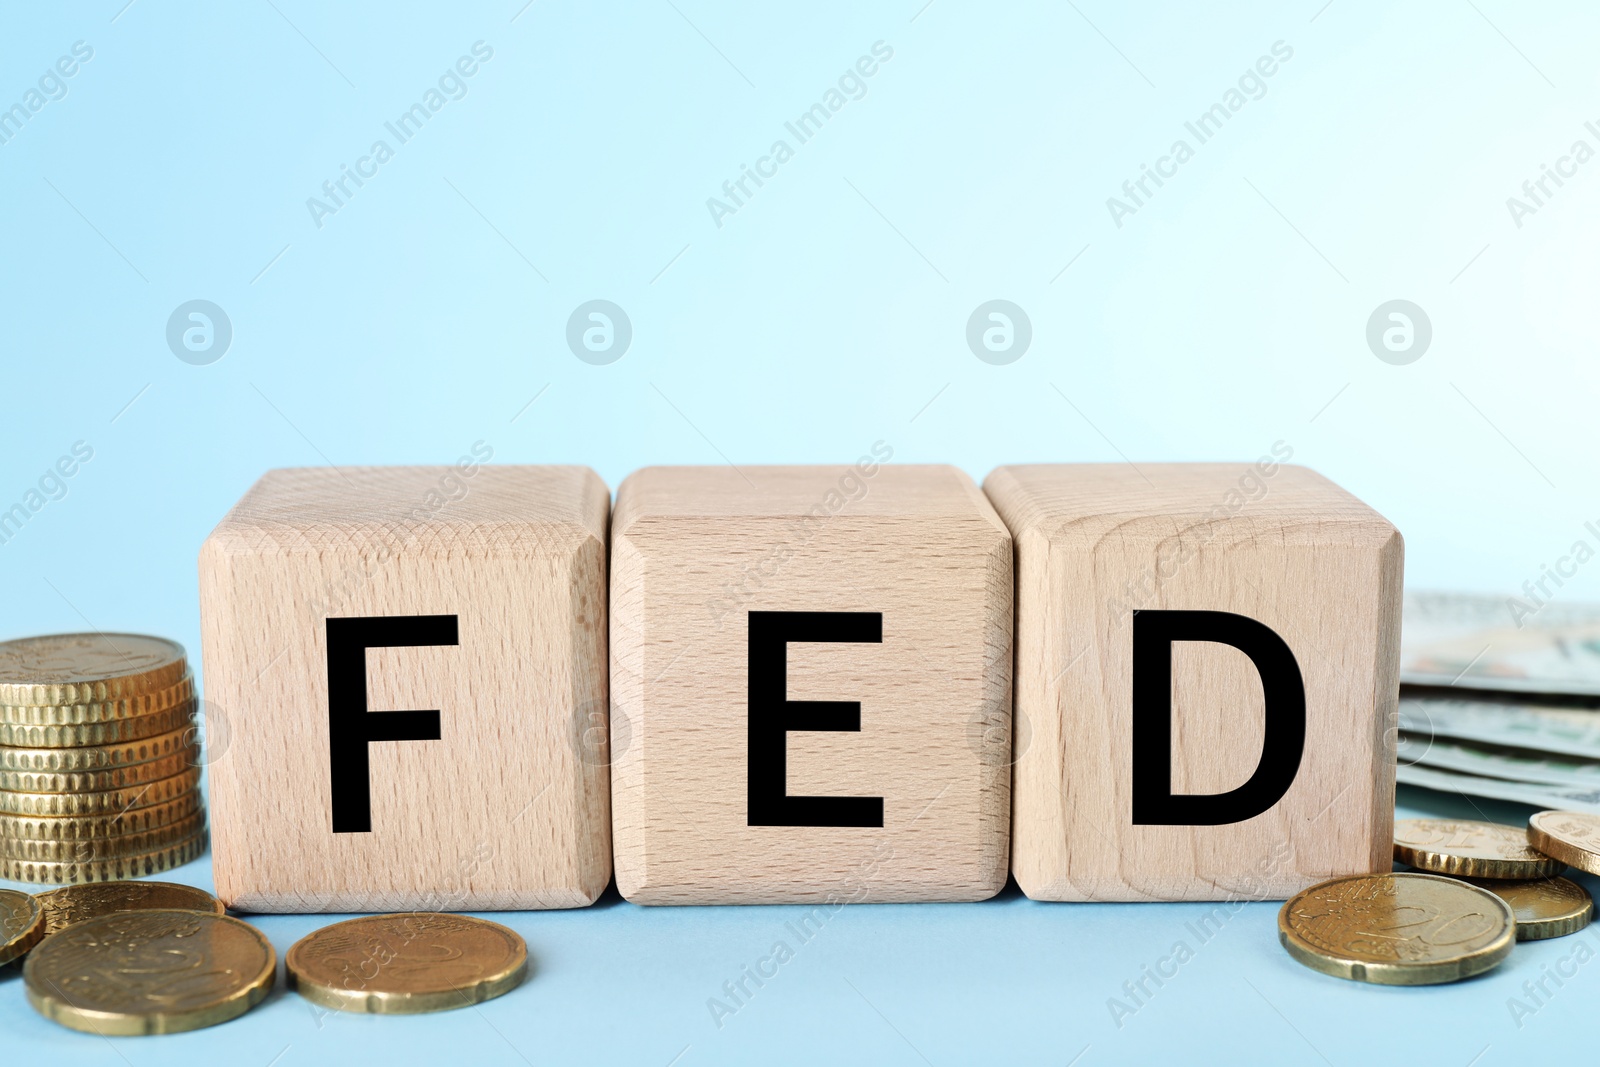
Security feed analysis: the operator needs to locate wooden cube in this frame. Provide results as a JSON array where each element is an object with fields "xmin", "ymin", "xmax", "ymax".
[
  {"xmin": 983, "ymin": 461, "xmax": 1402, "ymax": 902},
  {"xmin": 611, "ymin": 463, "xmax": 1013, "ymax": 904},
  {"xmin": 199, "ymin": 464, "xmax": 611, "ymax": 912}
]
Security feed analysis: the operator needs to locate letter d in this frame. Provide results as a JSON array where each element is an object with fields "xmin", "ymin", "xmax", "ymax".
[{"xmin": 1130, "ymin": 609, "xmax": 1305, "ymax": 825}]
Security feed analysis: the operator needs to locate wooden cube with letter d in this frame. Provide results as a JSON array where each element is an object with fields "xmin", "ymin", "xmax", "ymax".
[
  {"xmin": 198, "ymin": 463, "xmax": 612, "ymax": 912},
  {"xmin": 610, "ymin": 461, "xmax": 1013, "ymax": 904},
  {"xmin": 983, "ymin": 459, "xmax": 1402, "ymax": 902}
]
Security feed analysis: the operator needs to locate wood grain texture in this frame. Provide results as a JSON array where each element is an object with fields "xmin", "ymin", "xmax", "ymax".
[
  {"xmin": 199, "ymin": 464, "xmax": 611, "ymax": 913},
  {"xmin": 983, "ymin": 461, "xmax": 1402, "ymax": 902},
  {"xmin": 611, "ymin": 463, "xmax": 1013, "ymax": 904}
]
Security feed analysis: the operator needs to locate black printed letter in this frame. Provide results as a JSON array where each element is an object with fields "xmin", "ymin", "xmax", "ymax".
[
  {"xmin": 326, "ymin": 614, "xmax": 458, "ymax": 833},
  {"xmin": 1131, "ymin": 609, "xmax": 1305, "ymax": 826},
  {"xmin": 748, "ymin": 610, "xmax": 883, "ymax": 828}
]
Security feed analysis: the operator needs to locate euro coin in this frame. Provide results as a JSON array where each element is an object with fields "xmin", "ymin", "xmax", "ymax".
[
  {"xmin": 24, "ymin": 910, "xmax": 273, "ymax": 1035},
  {"xmin": 0, "ymin": 791, "xmax": 202, "ymax": 841},
  {"xmin": 0, "ymin": 811, "xmax": 205, "ymax": 864},
  {"xmin": 0, "ymin": 675, "xmax": 193, "ymax": 726},
  {"xmin": 1461, "ymin": 876, "xmax": 1593, "ymax": 941},
  {"xmin": 1279, "ymin": 872, "xmax": 1515, "ymax": 984},
  {"xmin": 33, "ymin": 880, "xmax": 224, "ymax": 937},
  {"xmin": 0, "ymin": 888, "xmax": 45, "ymax": 966},
  {"xmin": 0, "ymin": 699, "xmax": 194, "ymax": 749},
  {"xmin": 0, "ymin": 724, "xmax": 196, "ymax": 774},
  {"xmin": 0, "ymin": 827, "xmax": 206, "ymax": 885},
  {"xmin": 0, "ymin": 743, "xmax": 196, "ymax": 794},
  {"xmin": 1393, "ymin": 817, "xmax": 1563, "ymax": 879},
  {"xmin": 0, "ymin": 765, "xmax": 200, "ymax": 818},
  {"xmin": 1528, "ymin": 811, "xmax": 1600, "ymax": 876},
  {"xmin": 0, "ymin": 633, "xmax": 187, "ymax": 708},
  {"xmin": 287, "ymin": 912, "xmax": 528, "ymax": 1014}
]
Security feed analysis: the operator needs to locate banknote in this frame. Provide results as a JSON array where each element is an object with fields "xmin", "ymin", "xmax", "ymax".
[
  {"xmin": 1397, "ymin": 732, "xmax": 1600, "ymax": 791},
  {"xmin": 1397, "ymin": 761, "xmax": 1600, "ymax": 814},
  {"xmin": 1402, "ymin": 590, "xmax": 1600, "ymax": 696},
  {"xmin": 1399, "ymin": 694, "xmax": 1600, "ymax": 760}
]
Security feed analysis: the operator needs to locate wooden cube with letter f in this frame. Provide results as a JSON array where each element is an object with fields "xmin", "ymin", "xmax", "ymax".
[
  {"xmin": 610, "ymin": 462, "xmax": 1014, "ymax": 904},
  {"xmin": 198, "ymin": 463, "xmax": 612, "ymax": 912},
  {"xmin": 984, "ymin": 459, "xmax": 1403, "ymax": 902}
]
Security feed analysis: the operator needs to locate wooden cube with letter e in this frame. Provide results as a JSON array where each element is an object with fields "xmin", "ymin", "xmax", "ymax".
[
  {"xmin": 199, "ymin": 462, "xmax": 612, "ymax": 912},
  {"xmin": 983, "ymin": 458, "xmax": 1402, "ymax": 902},
  {"xmin": 610, "ymin": 460, "xmax": 1013, "ymax": 904}
]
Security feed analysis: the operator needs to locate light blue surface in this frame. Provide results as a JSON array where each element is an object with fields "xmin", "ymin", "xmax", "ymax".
[
  {"xmin": 1, "ymin": 791, "xmax": 1587, "ymax": 1065},
  {"xmin": 3, "ymin": 1, "xmax": 1598, "ymax": 1062}
]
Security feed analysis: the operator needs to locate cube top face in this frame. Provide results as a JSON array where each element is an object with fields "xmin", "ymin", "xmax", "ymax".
[
  {"xmin": 984, "ymin": 463, "xmax": 1397, "ymax": 546},
  {"xmin": 199, "ymin": 464, "xmax": 611, "ymax": 913},
  {"xmin": 984, "ymin": 462, "xmax": 1402, "ymax": 903},
  {"xmin": 615, "ymin": 464, "xmax": 1011, "ymax": 528},
  {"xmin": 204, "ymin": 464, "xmax": 608, "ymax": 557},
  {"xmin": 611, "ymin": 464, "xmax": 1014, "ymax": 905}
]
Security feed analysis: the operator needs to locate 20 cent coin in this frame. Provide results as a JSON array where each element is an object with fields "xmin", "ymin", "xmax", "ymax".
[{"xmin": 1279, "ymin": 872, "xmax": 1515, "ymax": 984}]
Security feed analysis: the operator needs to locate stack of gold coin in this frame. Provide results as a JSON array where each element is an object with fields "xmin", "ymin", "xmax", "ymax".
[{"xmin": 0, "ymin": 634, "xmax": 207, "ymax": 884}]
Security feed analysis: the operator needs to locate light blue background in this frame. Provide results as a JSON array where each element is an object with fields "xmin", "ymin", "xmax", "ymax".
[{"xmin": 3, "ymin": 1, "xmax": 1598, "ymax": 1063}]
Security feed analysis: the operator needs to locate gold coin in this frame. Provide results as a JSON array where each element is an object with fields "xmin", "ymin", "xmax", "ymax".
[
  {"xmin": 0, "ymin": 791, "xmax": 202, "ymax": 841},
  {"xmin": 0, "ymin": 723, "xmax": 196, "ymax": 774},
  {"xmin": 1393, "ymin": 817, "xmax": 1564, "ymax": 879},
  {"xmin": 0, "ymin": 633, "xmax": 187, "ymax": 708},
  {"xmin": 0, "ymin": 674, "xmax": 193, "ymax": 726},
  {"xmin": 1461, "ymin": 876, "xmax": 1594, "ymax": 941},
  {"xmin": 0, "ymin": 811, "xmax": 206, "ymax": 864},
  {"xmin": 0, "ymin": 887, "xmax": 45, "ymax": 967},
  {"xmin": 33, "ymin": 880, "xmax": 223, "ymax": 937},
  {"xmin": 0, "ymin": 766, "xmax": 200, "ymax": 817},
  {"xmin": 0, "ymin": 699, "xmax": 194, "ymax": 749},
  {"xmin": 1279, "ymin": 872, "xmax": 1516, "ymax": 984},
  {"xmin": 24, "ymin": 909, "xmax": 273, "ymax": 1035},
  {"xmin": 0, "ymin": 828, "xmax": 206, "ymax": 885},
  {"xmin": 1528, "ymin": 810, "xmax": 1600, "ymax": 876},
  {"xmin": 287, "ymin": 912, "xmax": 528, "ymax": 1014},
  {"xmin": 0, "ymin": 743, "xmax": 196, "ymax": 794}
]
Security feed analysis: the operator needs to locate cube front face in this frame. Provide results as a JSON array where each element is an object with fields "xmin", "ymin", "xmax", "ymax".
[
  {"xmin": 611, "ymin": 465, "xmax": 1013, "ymax": 905},
  {"xmin": 985, "ymin": 463, "xmax": 1402, "ymax": 902},
  {"xmin": 199, "ymin": 465, "xmax": 611, "ymax": 913}
]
